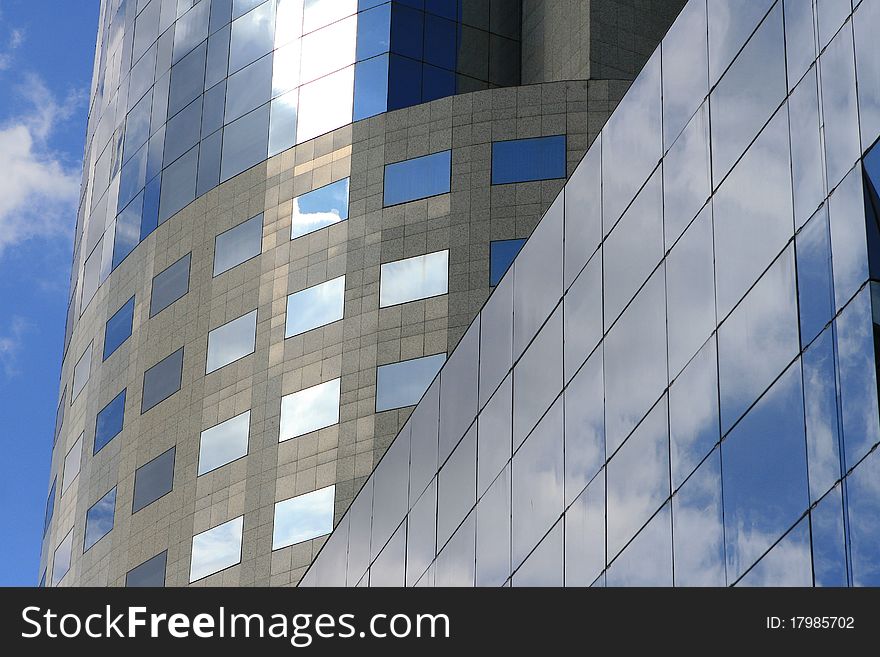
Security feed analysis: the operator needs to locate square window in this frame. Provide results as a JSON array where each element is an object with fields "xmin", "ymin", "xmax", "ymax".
[
  {"xmin": 94, "ymin": 389, "xmax": 126, "ymax": 454},
  {"xmin": 198, "ymin": 411, "xmax": 250, "ymax": 475},
  {"xmin": 206, "ymin": 310, "xmax": 257, "ymax": 373},
  {"xmin": 272, "ymin": 485, "xmax": 335, "ymax": 550},
  {"xmin": 189, "ymin": 516, "xmax": 243, "ymax": 582},
  {"xmin": 132, "ymin": 447, "xmax": 175, "ymax": 513},
  {"xmin": 141, "ymin": 348, "xmax": 184, "ymax": 413},
  {"xmin": 291, "ymin": 179, "xmax": 350, "ymax": 240},
  {"xmin": 104, "ymin": 296, "xmax": 135, "ymax": 360},
  {"xmin": 285, "ymin": 276, "xmax": 345, "ymax": 337},
  {"xmin": 84, "ymin": 486, "xmax": 117, "ymax": 552},
  {"xmin": 71, "ymin": 343, "xmax": 92, "ymax": 402},
  {"xmin": 280, "ymin": 378, "xmax": 340, "ymax": 441},
  {"xmin": 149, "ymin": 253, "xmax": 191, "ymax": 317},
  {"xmin": 214, "ymin": 214, "xmax": 263, "ymax": 276},
  {"xmin": 51, "ymin": 530, "xmax": 74, "ymax": 586},
  {"xmin": 126, "ymin": 551, "xmax": 167, "ymax": 587}
]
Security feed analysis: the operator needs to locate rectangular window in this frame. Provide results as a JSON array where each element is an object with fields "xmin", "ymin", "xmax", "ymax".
[
  {"xmin": 285, "ymin": 276, "xmax": 345, "ymax": 338},
  {"xmin": 206, "ymin": 310, "xmax": 257, "ymax": 373},
  {"xmin": 190, "ymin": 516, "xmax": 244, "ymax": 582},
  {"xmin": 489, "ymin": 239, "xmax": 526, "ymax": 286},
  {"xmin": 150, "ymin": 253, "xmax": 191, "ymax": 317},
  {"xmin": 383, "ymin": 150, "xmax": 451, "ymax": 206},
  {"xmin": 132, "ymin": 447, "xmax": 176, "ymax": 513},
  {"xmin": 71, "ymin": 343, "xmax": 92, "ymax": 402},
  {"xmin": 291, "ymin": 178, "xmax": 350, "ymax": 240},
  {"xmin": 376, "ymin": 353, "xmax": 446, "ymax": 411},
  {"xmin": 84, "ymin": 486, "xmax": 117, "ymax": 552},
  {"xmin": 379, "ymin": 250, "xmax": 448, "ymax": 307},
  {"xmin": 51, "ymin": 529, "xmax": 73, "ymax": 586},
  {"xmin": 94, "ymin": 389, "xmax": 126, "ymax": 454},
  {"xmin": 142, "ymin": 348, "xmax": 184, "ymax": 413},
  {"xmin": 44, "ymin": 478, "xmax": 56, "ymax": 536},
  {"xmin": 491, "ymin": 135, "xmax": 566, "ymax": 184},
  {"xmin": 272, "ymin": 485, "xmax": 335, "ymax": 550},
  {"xmin": 103, "ymin": 296, "xmax": 135, "ymax": 360},
  {"xmin": 198, "ymin": 411, "xmax": 250, "ymax": 475},
  {"xmin": 126, "ymin": 550, "xmax": 167, "ymax": 587},
  {"xmin": 280, "ymin": 378, "xmax": 340, "ymax": 442},
  {"xmin": 61, "ymin": 433, "xmax": 83, "ymax": 494},
  {"xmin": 214, "ymin": 214, "xmax": 263, "ymax": 276}
]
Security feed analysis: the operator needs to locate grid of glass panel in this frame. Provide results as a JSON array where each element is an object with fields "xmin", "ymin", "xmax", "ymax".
[
  {"xmin": 303, "ymin": 0, "xmax": 880, "ymax": 588},
  {"xmin": 67, "ymin": 0, "xmax": 520, "ymax": 339}
]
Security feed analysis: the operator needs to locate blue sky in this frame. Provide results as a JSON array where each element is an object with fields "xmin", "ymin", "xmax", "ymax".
[{"xmin": 0, "ymin": 0, "xmax": 99, "ymax": 585}]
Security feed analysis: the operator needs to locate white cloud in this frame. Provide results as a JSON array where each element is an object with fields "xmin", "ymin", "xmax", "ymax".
[
  {"xmin": 0, "ymin": 74, "xmax": 83, "ymax": 255},
  {"xmin": 0, "ymin": 315, "xmax": 30, "ymax": 378}
]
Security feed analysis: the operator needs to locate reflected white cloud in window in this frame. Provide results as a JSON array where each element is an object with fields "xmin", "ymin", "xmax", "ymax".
[
  {"xmin": 280, "ymin": 378, "xmax": 340, "ymax": 442},
  {"xmin": 206, "ymin": 310, "xmax": 257, "ymax": 374},
  {"xmin": 379, "ymin": 250, "xmax": 449, "ymax": 307},
  {"xmin": 285, "ymin": 275, "xmax": 345, "ymax": 337},
  {"xmin": 189, "ymin": 516, "xmax": 244, "ymax": 582},
  {"xmin": 291, "ymin": 178, "xmax": 349, "ymax": 239},
  {"xmin": 272, "ymin": 485, "xmax": 335, "ymax": 549},
  {"xmin": 296, "ymin": 65, "xmax": 354, "ymax": 144}
]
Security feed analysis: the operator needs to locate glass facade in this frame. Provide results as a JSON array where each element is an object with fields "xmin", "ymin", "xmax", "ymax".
[
  {"xmin": 66, "ymin": 0, "xmax": 520, "ymax": 337},
  {"xmin": 303, "ymin": 0, "xmax": 880, "ymax": 588}
]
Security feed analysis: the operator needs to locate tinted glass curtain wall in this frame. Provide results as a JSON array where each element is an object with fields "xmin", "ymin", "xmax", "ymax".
[{"xmin": 302, "ymin": 0, "xmax": 880, "ymax": 588}]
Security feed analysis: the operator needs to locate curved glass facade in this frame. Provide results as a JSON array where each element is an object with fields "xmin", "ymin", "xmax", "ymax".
[{"xmin": 68, "ymin": 0, "xmax": 520, "ymax": 349}]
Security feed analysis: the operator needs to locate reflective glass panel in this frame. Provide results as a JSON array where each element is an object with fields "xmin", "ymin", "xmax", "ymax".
[
  {"xmin": 383, "ymin": 150, "xmax": 452, "ymax": 206},
  {"xmin": 803, "ymin": 328, "xmax": 842, "ymax": 503},
  {"xmin": 722, "ymin": 362, "xmax": 809, "ymax": 583},
  {"xmin": 291, "ymin": 178, "xmax": 350, "ymax": 240},
  {"xmin": 206, "ymin": 310, "xmax": 257, "ymax": 373},
  {"xmin": 214, "ymin": 213, "xmax": 263, "ymax": 275},
  {"xmin": 229, "ymin": 0, "xmax": 275, "ymax": 73},
  {"xmin": 150, "ymin": 253, "xmax": 191, "ymax": 317},
  {"xmin": 437, "ymin": 424, "xmax": 476, "ymax": 549},
  {"xmin": 51, "ymin": 530, "xmax": 74, "ymax": 586},
  {"xmin": 478, "ymin": 272, "xmax": 512, "ymax": 407},
  {"xmin": 132, "ymin": 447, "xmax": 175, "ymax": 513},
  {"xmin": 409, "ymin": 379, "xmax": 439, "ymax": 506},
  {"xmin": 61, "ymin": 434, "xmax": 83, "ymax": 494},
  {"xmin": 820, "ymin": 19, "xmax": 860, "ymax": 189},
  {"xmin": 601, "ymin": 49, "xmax": 661, "ymax": 230},
  {"xmin": 847, "ymin": 450, "xmax": 880, "ymax": 586},
  {"xmin": 811, "ymin": 485, "xmax": 848, "ymax": 586},
  {"xmin": 489, "ymin": 239, "xmax": 525, "ymax": 286},
  {"xmin": 835, "ymin": 286, "xmax": 880, "ymax": 469},
  {"xmin": 604, "ymin": 267, "xmax": 667, "ymax": 454},
  {"xmin": 855, "ymin": 0, "xmax": 880, "ymax": 150},
  {"xmin": 797, "ymin": 205, "xmax": 835, "ymax": 346},
  {"xmin": 370, "ymin": 429, "xmax": 410, "ymax": 560},
  {"xmin": 783, "ymin": 0, "xmax": 816, "ymax": 90},
  {"xmin": 220, "ymin": 103, "xmax": 270, "ymax": 181},
  {"xmin": 84, "ymin": 486, "xmax": 117, "ymax": 551},
  {"xmin": 661, "ymin": 0, "xmax": 708, "ymax": 148},
  {"xmin": 672, "ymin": 448, "xmax": 726, "ymax": 586},
  {"xmin": 513, "ymin": 520, "xmax": 562, "ymax": 586},
  {"xmin": 663, "ymin": 103, "xmax": 710, "ymax": 250},
  {"xmin": 434, "ymin": 510, "xmax": 475, "ymax": 587},
  {"xmin": 828, "ymin": 167, "xmax": 867, "ymax": 312},
  {"xmin": 279, "ymin": 378, "xmax": 340, "ymax": 441},
  {"xmin": 606, "ymin": 503, "xmax": 672, "ymax": 587},
  {"xmin": 564, "ymin": 470, "xmax": 604, "ymax": 587},
  {"xmin": 379, "ymin": 251, "xmax": 448, "ymax": 307},
  {"xmin": 513, "ymin": 307, "xmax": 562, "ymax": 449},
  {"xmin": 607, "ymin": 396, "xmax": 670, "ymax": 560},
  {"xmin": 490, "ymin": 136, "xmax": 566, "ymax": 184},
  {"xmin": 669, "ymin": 337, "xmax": 720, "ymax": 491},
  {"xmin": 296, "ymin": 65, "xmax": 354, "ymax": 143},
  {"xmin": 224, "ymin": 54, "xmax": 273, "ymax": 123},
  {"xmin": 789, "ymin": 68, "xmax": 825, "ymax": 230},
  {"xmin": 268, "ymin": 89, "xmax": 299, "ymax": 155},
  {"xmin": 563, "ymin": 139, "xmax": 601, "ymax": 289},
  {"xmin": 735, "ymin": 518, "xmax": 812, "ymax": 586},
  {"xmin": 376, "ymin": 353, "xmax": 445, "ymax": 411},
  {"xmin": 563, "ymin": 249, "xmax": 601, "ymax": 382},
  {"xmin": 476, "ymin": 464, "xmax": 510, "ymax": 587},
  {"xmin": 285, "ymin": 275, "xmax": 345, "ymax": 337},
  {"xmin": 272, "ymin": 485, "xmax": 335, "ymax": 549},
  {"xmin": 513, "ymin": 194, "xmax": 563, "ymax": 358},
  {"xmin": 439, "ymin": 319, "xmax": 479, "ymax": 462},
  {"xmin": 126, "ymin": 551, "xmax": 167, "ymax": 587},
  {"xmin": 94, "ymin": 389, "xmax": 126, "ymax": 454},
  {"xmin": 406, "ymin": 479, "xmax": 436, "ymax": 586},
  {"xmin": 141, "ymin": 348, "xmax": 184, "ymax": 413},
  {"xmin": 370, "ymin": 522, "xmax": 406, "ymax": 586},
  {"xmin": 477, "ymin": 374, "xmax": 511, "ymax": 497},
  {"xmin": 198, "ymin": 410, "xmax": 250, "ymax": 475},
  {"xmin": 189, "ymin": 516, "xmax": 243, "ymax": 582},
  {"xmin": 71, "ymin": 343, "xmax": 92, "ymax": 401},
  {"xmin": 666, "ymin": 204, "xmax": 715, "ymax": 377},
  {"xmin": 707, "ymin": 0, "xmax": 775, "ymax": 85},
  {"xmin": 709, "ymin": 3, "xmax": 785, "ymax": 186},
  {"xmin": 353, "ymin": 53, "xmax": 389, "ymax": 120},
  {"xmin": 603, "ymin": 167, "xmax": 663, "ymax": 328},
  {"xmin": 564, "ymin": 346, "xmax": 604, "ymax": 506},
  {"xmin": 718, "ymin": 246, "xmax": 799, "ymax": 432},
  {"xmin": 300, "ymin": 15, "xmax": 356, "ymax": 85},
  {"xmin": 512, "ymin": 397, "xmax": 563, "ymax": 569}
]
